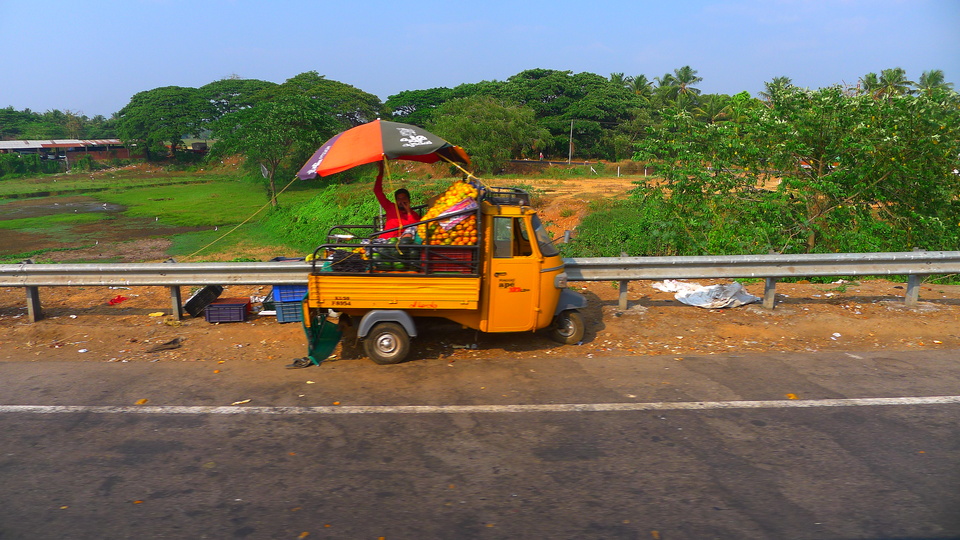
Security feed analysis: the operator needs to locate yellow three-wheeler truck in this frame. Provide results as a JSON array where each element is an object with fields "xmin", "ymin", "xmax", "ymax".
[{"xmin": 293, "ymin": 184, "xmax": 587, "ymax": 367}]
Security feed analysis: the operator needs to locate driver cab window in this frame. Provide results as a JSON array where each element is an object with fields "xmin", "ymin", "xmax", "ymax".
[{"xmin": 493, "ymin": 217, "xmax": 534, "ymax": 258}]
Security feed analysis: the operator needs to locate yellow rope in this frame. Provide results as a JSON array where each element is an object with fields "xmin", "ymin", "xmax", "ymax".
[
  {"xmin": 183, "ymin": 175, "xmax": 300, "ymax": 260},
  {"xmin": 439, "ymin": 155, "xmax": 489, "ymax": 190}
]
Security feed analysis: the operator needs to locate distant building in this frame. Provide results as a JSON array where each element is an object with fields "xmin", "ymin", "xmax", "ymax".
[{"xmin": 0, "ymin": 139, "xmax": 130, "ymax": 161}]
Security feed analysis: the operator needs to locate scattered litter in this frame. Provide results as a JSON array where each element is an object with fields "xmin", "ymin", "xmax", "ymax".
[
  {"xmin": 452, "ymin": 344, "xmax": 477, "ymax": 349},
  {"xmin": 786, "ymin": 393, "xmax": 799, "ymax": 400},
  {"xmin": 652, "ymin": 280, "xmax": 760, "ymax": 309},
  {"xmin": 146, "ymin": 337, "xmax": 183, "ymax": 352},
  {"xmin": 78, "ymin": 349, "xmax": 88, "ymax": 353},
  {"xmin": 69, "ymin": 315, "xmax": 77, "ymax": 319},
  {"xmin": 109, "ymin": 286, "xmax": 132, "ymax": 290},
  {"xmin": 831, "ymin": 332, "xmax": 842, "ymax": 340},
  {"xmin": 107, "ymin": 295, "xmax": 128, "ymax": 306},
  {"xmin": 148, "ymin": 312, "xmax": 165, "ymax": 317},
  {"xmin": 135, "ymin": 399, "xmax": 148, "ymax": 405},
  {"xmin": 231, "ymin": 399, "xmax": 251, "ymax": 406}
]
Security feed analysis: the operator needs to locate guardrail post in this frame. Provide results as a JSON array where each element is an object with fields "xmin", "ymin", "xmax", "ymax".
[
  {"xmin": 163, "ymin": 258, "xmax": 182, "ymax": 320},
  {"xmin": 905, "ymin": 275, "xmax": 920, "ymax": 307},
  {"xmin": 169, "ymin": 287, "xmax": 183, "ymax": 320},
  {"xmin": 26, "ymin": 286, "xmax": 43, "ymax": 322},
  {"xmin": 618, "ymin": 280, "xmax": 629, "ymax": 310},
  {"xmin": 762, "ymin": 277, "xmax": 778, "ymax": 310}
]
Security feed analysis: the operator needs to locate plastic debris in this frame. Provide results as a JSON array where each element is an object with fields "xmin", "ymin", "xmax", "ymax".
[
  {"xmin": 107, "ymin": 295, "xmax": 128, "ymax": 306},
  {"xmin": 652, "ymin": 280, "xmax": 760, "ymax": 309},
  {"xmin": 231, "ymin": 399, "xmax": 251, "ymax": 406},
  {"xmin": 146, "ymin": 337, "xmax": 183, "ymax": 352},
  {"xmin": 148, "ymin": 312, "xmax": 165, "ymax": 317}
]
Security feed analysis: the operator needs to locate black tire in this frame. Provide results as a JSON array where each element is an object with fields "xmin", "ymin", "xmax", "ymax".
[
  {"xmin": 549, "ymin": 310, "xmax": 585, "ymax": 344},
  {"xmin": 363, "ymin": 322, "xmax": 411, "ymax": 365}
]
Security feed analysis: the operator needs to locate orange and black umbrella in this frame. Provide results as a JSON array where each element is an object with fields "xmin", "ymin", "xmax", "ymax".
[{"xmin": 297, "ymin": 119, "xmax": 470, "ymax": 180}]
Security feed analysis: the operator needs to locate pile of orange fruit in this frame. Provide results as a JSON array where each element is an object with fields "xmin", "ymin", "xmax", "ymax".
[{"xmin": 418, "ymin": 181, "xmax": 480, "ymax": 246}]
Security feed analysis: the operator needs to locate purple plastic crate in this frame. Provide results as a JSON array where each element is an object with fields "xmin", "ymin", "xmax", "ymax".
[{"xmin": 204, "ymin": 297, "xmax": 250, "ymax": 323}]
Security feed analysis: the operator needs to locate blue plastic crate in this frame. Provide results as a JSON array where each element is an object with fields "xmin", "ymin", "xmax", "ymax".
[
  {"xmin": 272, "ymin": 285, "xmax": 308, "ymax": 303},
  {"xmin": 275, "ymin": 300, "xmax": 304, "ymax": 323}
]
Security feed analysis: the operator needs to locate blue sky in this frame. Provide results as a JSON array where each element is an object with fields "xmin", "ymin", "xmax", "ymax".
[{"xmin": 2, "ymin": 0, "xmax": 958, "ymax": 118}]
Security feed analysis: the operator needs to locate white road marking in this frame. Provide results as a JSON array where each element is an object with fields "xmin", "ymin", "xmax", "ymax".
[{"xmin": 1, "ymin": 396, "xmax": 959, "ymax": 415}]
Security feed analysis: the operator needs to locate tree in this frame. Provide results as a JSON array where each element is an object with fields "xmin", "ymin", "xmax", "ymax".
[
  {"xmin": 758, "ymin": 76, "xmax": 794, "ymax": 104},
  {"xmin": 656, "ymin": 66, "xmax": 703, "ymax": 102},
  {"xmin": 429, "ymin": 95, "xmax": 549, "ymax": 174},
  {"xmin": 496, "ymin": 69, "xmax": 641, "ymax": 157},
  {"xmin": 272, "ymin": 71, "xmax": 385, "ymax": 127},
  {"xmin": 209, "ymin": 94, "xmax": 340, "ymax": 206},
  {"xmin": 116, "ymin": 86, "xmax": 211, "ymax": 159},
  {"xmin": 631, "ymin": 86, "xmax": 960, "ymax": 255},
  {"xmin": 385, "ymin": 87, "xmax": 454, "ymax": 127},
  {"xmin": 917, "ymin": 69, "xmax": 954, "ymax": 95},
  {"xmin": 200, "ymin": 77, "xmax": 278, "ymax": 119},
  {"xmin": 693, "ymin": 94, "xmax": 732, "ymax": 124},
  {"xmin": 626, "ymin": 74, "xmax": 654, "ymax": 100},
  {"xmin": 876, "ymin": 67, "xmax": 915, "ymax": 99},
  {"xmin": 609, "ymin": 73, "xmax": 628, "ymax": 87}
]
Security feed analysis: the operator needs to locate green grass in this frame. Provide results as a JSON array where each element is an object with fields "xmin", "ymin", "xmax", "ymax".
[
  {"xmin": 0, "ymin": 211, "xmax": 106, "ymax": 231},
  {"xmin": 0, "ymin": 171, "xmax": 215, "ymax": 197}
]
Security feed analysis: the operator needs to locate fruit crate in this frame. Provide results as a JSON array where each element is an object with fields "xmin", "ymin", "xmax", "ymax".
[
  {"xmin": 275, "ymin": 300, "xmax": 304, "ymax": 324},
  {"xmin": 184, "ymin": 285, "xmax": 223, "ymax": 317},
  {"xmin": 272, "ymin": 285, "xmax": 308, "ymax": 303},
  {"xmin": 422, "ymin": 248, "xmax": 477, "ymax": 274},
  {"xmin": 204, "ymin": 297, "xmax": 250, "ymax": 323}
]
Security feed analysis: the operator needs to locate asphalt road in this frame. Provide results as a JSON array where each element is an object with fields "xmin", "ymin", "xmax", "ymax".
[{"xmin": 1, "ymin": 350, "xmax": 959, "ymax": 540}]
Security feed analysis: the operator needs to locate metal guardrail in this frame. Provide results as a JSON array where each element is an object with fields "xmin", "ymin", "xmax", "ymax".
[{"xmin": 2, "ymin": 251, "xmax": 958, "ymax": 322}]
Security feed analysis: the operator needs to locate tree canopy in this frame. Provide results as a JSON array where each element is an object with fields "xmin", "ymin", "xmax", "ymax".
[
  {"xmin": 116, "ymin": 86, "xmax": 211, "ymax": 158},
  {"xmin": 210, "ymin": 93, "xmax": 340, "ymax": 206}
]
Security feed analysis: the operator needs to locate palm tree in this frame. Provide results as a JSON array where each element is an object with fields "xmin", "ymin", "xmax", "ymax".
[
  {"xmin": 876, "ymin": 67, "xmax": 915, "ymax": 99},
  {"xmin": 626, "ymin": 74, "xmax": 654, "ymax": 100},
  {"xmin": 609, "ymin": 72, "xmax": 628, "ymax": 87},
  {"xmin": 759, "ymin": 76, "xmax": 794, "ymax": 104},
  {"xmin": 859, "ymin": 72, "xmax": 880, "ymax": 96},
  {"xmin": 671, "ymin": 65, "xmax": 703, "ymax": 98},
  {"xmin": 693, "ymin": 95, "xmax": 732, "ymax": 124},
  {"xmin": 654, "ymin": 66, "xmax": 703, "ymax": 105},
  {"xmin": 916, "ymin": 69, "xmax": 954, "ymax": 95}
]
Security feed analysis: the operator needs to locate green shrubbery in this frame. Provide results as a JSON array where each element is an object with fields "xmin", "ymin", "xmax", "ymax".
[{"xmin": 0, "ymin": 153, "xmax": 60, "ymax": 179}]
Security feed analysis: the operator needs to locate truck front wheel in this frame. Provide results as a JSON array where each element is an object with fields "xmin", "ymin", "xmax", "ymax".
[
  {"xmin": 549, "ymin": 310, "xmax": 585, "ymax": 344},
  {"xmin": 364, "ymin": 322, "xmax": 411, "ymax": 365}
]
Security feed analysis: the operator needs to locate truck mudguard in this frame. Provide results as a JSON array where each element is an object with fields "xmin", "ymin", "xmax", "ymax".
[
  {"xmin": 554, "ymin": 289, "xmax": 588, "ymax": 314},
  {"xmin": 357, "ymin": 310, "xmax": 418, "ymax": 339}
]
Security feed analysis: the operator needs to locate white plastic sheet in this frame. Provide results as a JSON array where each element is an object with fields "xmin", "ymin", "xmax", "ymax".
[{"xmin": 652, "ymin": 280, "xmax": 760, "ymax": 309}]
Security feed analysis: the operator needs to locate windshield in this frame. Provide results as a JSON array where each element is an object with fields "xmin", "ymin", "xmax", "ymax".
[{"xmin": 530, "ymin": 214, "xmax": 559, "ymax": 257}]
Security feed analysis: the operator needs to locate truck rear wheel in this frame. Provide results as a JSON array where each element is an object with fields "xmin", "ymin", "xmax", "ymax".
[
  {"xmin": 363, "ymin": 322, "xmax": 411, "ymax": 365},
  {"xmin": 549, "ymin": 310, "xmax": 585, "ymax": 344}
]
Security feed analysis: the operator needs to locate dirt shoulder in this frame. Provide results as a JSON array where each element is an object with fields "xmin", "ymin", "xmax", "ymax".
[
  {"xmin": 2, "ymin": 175, "xmax": 959, "ymax": 368},
  {"xmin": 2, "ymin": 277, "xmax": 958, "ymax": 369}
]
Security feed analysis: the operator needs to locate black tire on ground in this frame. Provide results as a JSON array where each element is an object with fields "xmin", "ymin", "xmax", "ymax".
[
  {"xmin": 363, "ymin": 322, "xmax": 411, "ymax": 365},
  {"xmin": 549, "ymin": 310, "xmax": 585, "ymax": 344}
]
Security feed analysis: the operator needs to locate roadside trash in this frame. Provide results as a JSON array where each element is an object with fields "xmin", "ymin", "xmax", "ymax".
[
  {"xmin": 78, "ymin": 349, "xmax": 88, "ymax": 353},
  {"xmin": 231, "ymin": 399, "xmax": 251, "ymax": 406},
  {"xmin": 146, "ymin": 337, "xmax": 183, "ymax": 352},
  {"xmin": 652, "ymin": 280, "xmax": 760, "ymax": 309},
  {"xmin": 108, "ymin": 295, "xmax": 128, "ymax": 305},
  {"xmin": 452, "ymin": 344, "xmax": 477, "ymax": 349},
  {"xmin": 148, "ymin": 312, "xmax": 165, "ymax": 317}
]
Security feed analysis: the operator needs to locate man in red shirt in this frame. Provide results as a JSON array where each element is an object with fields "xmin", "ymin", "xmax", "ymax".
[{"xmin": 374, "ymin": 164, "xmax": 419, "ymax": 238}]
